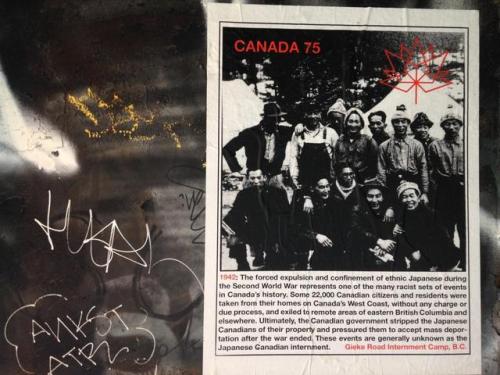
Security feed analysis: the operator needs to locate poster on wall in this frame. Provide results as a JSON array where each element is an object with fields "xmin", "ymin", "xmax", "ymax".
[{"xmin": 206, "ymin": 4, "xmax": 480, "ymax": 374}]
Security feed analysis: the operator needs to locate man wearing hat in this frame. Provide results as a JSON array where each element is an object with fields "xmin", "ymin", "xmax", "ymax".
[
  {"xmin": 326, "ymin": 98, "xmax": 347, "ymax": 137},
  {"xmin": 223, "ymin": 168, "xmax": 291, "ymax": 270},
  {"xmin": 392, "ymin": 181, "xmax": 460, "ymax": 271},
  {"xmin": 289, "ymin": 109, "xmax": 338, "ymax": 190},
  {"xmin": 377, "ymin": 104, "xmax": 429, "ymax": 204},
  {"xmin": 350, "ymin": 183, "xmax": 396, "ymax": 271},
  {"xmin": 428, "ymin": 105, "xmax": 465, "ymax": 268},
  {"xmin": 333, "ymin": 107, "xmax": 379, "ymax": 184},
  {"xmin": 223, "ymin": 102, "xmax": 294, "ymax": 178},
  {"xmin": 368, "ymin": 111, "xmax": 391, "ymax": 146},
  {"xmin": 411, "ymin": 112, "xmax": 437, "ymax": 159}
]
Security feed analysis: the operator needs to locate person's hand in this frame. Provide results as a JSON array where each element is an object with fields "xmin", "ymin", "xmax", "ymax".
[
  {"xmin": 303, "ymin": 197, "xmax": 314, "ymax": 213},
  {"xmin": 393, "ymin": 224, "xmax": 404, "ymax": 237},
  {"xmin": 449, "ymin": 260, "xmax": 463, "ymax": 272},
  {"xmin": 292, "ymin": 178, "xmax": 301, "ymax": 190},
  {"xmin": 315, "ymin": 234, "xmax": 333, "ymax": 247},
  {"xmin": 383, "ymin": 207, "xmax": 395, "ymax": 223},
  {"xmin": 411, "ymin": 250, "xmax": 421, "ymax": 261},
  {"xmin": 227, "ymin": 235, "xmax": 241, "ymax": 247},
  {"xmin": 404, "ymin": 257, "xmax": 411, "ymax": 269},
  {"xmin": 420, "ymin": 193, "xmax": 429, "ymax": 205},
  {"xmin": 376, "ymin": 239, "xmax": 396, "ymax": 252},
  {"xmin": 231, "ymin": 171, "xmax": 244, "ymax": 179},
  {"xmin": 294, "ymin": 123, "xmax": 304, "ymax": 135}
]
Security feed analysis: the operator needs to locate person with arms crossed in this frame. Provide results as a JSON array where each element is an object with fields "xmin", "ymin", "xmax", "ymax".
[
  {"xmin": 377, "ymin": 104, "xmax": 429, "ymax": 204},
  {"xmin": 428, "ymin": 104, "xmax": 466, "ymax": 268}
]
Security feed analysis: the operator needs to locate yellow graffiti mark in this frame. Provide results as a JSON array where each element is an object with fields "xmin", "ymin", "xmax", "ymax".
[
  {"xmin": 87, "ymin": 88, "xmax": 110, "ymax": 110},
  {"xmin": 163, "ymin": 123, "xmax": 182, "ymax": 149},
  {"xmin": 67, "ymin": 88, "xmax": 181, "ymax": 146},
  {"xmin": 131, "ymin": 135, "xmax": 157, "ymax": 142},
  {"xmin": 67, "ymin": 94, "xmax": 99, "ymax": 126}
]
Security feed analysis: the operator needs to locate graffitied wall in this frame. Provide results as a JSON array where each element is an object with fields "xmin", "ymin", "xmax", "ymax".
[{"xmin": 0, "ymin": 1, "xmax": 205, "ymax": 374}]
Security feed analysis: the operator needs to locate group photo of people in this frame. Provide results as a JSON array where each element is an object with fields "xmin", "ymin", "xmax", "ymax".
[{"xmin": 219, "ymin": 28, "xmax": 466, "ymax": 272}]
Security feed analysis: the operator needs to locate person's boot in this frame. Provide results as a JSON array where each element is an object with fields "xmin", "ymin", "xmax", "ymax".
[
  {"xmin": 295, "ymin": 252, "xmax": 309, "ymax": 270},
  {"xmin": 229, "ymin": 243, "xmax": 249, "ymax": 270},
  {"xmin": 252, "ymin": 253, "xmax": 264, "ymax": 267},
  {"xmin": 236, "ymin": 257, "xmax": 250, "ymax": 271}
]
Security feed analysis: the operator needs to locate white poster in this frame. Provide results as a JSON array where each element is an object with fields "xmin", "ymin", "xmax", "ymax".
[{"xmin": 205, "ymin": 4, "xmax": 480, "ymax": 374}]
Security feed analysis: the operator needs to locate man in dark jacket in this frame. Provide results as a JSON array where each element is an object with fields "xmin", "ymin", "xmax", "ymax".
[
  {"xmin": 410, "ymin": 112, "xmax": 437, "ymax": 159},
  {"xmin": 223, "ymin": 102, "xmax": 293, "ymax": 178},
  {"xmin": 223, "ymin": 169, "xmax": 291, "ymax": 270},
  {"xmin": 296, "ymin": 164, "xmax": 363, "ymax": 270},
  {"xmin": 292, "ymin": 175, "xmax": 357, "ymax": 271},
  {"xmin": 393, "ymin": 181, "xmax": 460, "ymax": 271},
  {"xmin": 368, "ymin": 111, "xmax": 391, "ymax": 146},
  {"xmin": 350, "ymin": 184, "xmax": 396, "ymax": 271},
  {"xmin": 428, "ymin": 105, "xmax": 465, "ymax": 268}
]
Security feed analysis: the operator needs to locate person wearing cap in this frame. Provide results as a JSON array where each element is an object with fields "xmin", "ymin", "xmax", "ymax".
[
  {"xmin": 333, "ymin": 107, "xmax": 379, "ymax": 183},
  {"xmin": 350, "ymin": 183, "xmax": 396, "ymax": 271},
  {"xmin": 410, "ymin": 112, "xmax": 437, "ymax": 159},
  {"xmin": 392, "ymin": 181, "xmax": 460, "ymax": 271},
  {"xmin": 326, "ymin": 98, "xmax": 347, "ymax": 137},
  {"xmin": 223, "ymin": 168, "xmax": 291, "ymax": 270},
  {"xmin": 428, "ymin": 105, "xmax": 465, "ymax": 268},
  {"xmin": 223, "ymin": 102, "xmax": 294, "ymax": 178},
  {"xmin": 377, "ymin": 104, "xmax": 429, "ymax": 204},
  {"xmin": 368, "ymin": 111, "xmax": 391, "ymax": 145},
  {"xmin": 289, "ymin": 109, "xmax": 338, "ymax": 190}
]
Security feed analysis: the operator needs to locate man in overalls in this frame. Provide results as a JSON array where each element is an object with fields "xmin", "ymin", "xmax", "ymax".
[
  {"xmin": 288, "ymin": 109, "xmax": 338, "ymax": 268},
  {"xmin": 289, "ymin": 110, "xmax": 338, "ymax": 191}
]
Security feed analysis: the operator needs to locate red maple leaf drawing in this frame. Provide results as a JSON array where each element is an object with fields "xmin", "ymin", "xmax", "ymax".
[{"xmin": 378, "ymin": 37, "xmax": 452, "ymax": 104}]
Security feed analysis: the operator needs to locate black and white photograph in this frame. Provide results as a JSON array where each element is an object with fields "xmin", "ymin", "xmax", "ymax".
[{"xmin": 219, "ymin": 27, "xmax": 467, "ymax": 272}]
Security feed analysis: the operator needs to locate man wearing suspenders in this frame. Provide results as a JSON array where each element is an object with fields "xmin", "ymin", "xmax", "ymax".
[{"xmin": 289, "ymin": 110, "xmax": 338, "ymax": 190}]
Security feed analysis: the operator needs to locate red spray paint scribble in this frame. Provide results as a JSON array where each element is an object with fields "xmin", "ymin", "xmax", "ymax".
[{"xmin": 378, "ymin": 37, "xmax": 452, "ymax": 104}]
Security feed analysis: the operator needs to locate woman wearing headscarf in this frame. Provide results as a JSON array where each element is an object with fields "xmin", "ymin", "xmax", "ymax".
[{"xmin": 333, "ymin": 107, "xmax": 379, "ymax": 184}]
